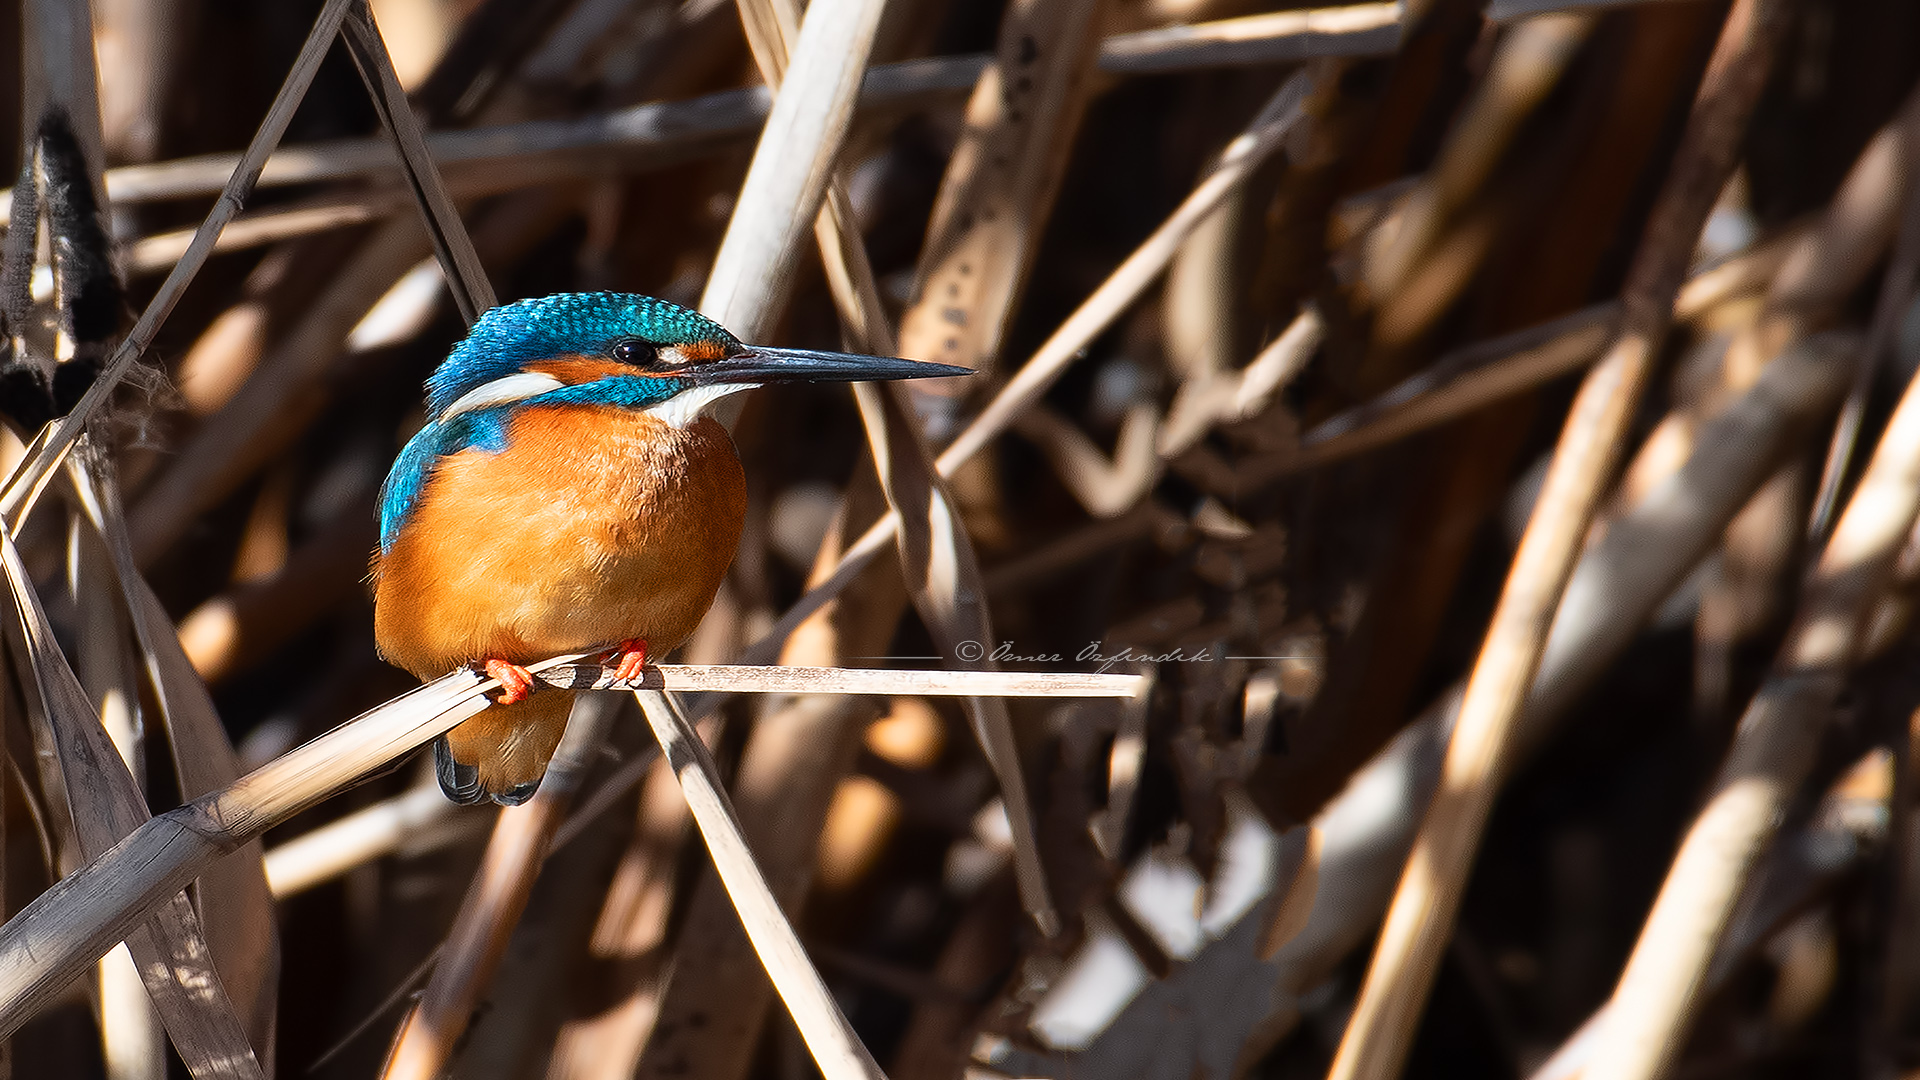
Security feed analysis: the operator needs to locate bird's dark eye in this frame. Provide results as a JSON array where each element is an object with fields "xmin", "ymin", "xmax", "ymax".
[{"xmin": 612, "ymin": 340, "xmax": 658, "ymax": 367}]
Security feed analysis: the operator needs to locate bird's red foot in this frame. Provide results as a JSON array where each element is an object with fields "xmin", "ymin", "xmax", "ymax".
[
  {"xmin": 605, "ymin": 638, "xmax": 650, "ymax": 684},
  {"xmin": 482, "ymin": 659, "xmax": 537, "ymax": 705}
]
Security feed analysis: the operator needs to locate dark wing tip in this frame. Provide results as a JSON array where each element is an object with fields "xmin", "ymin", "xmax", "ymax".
[
  {"xmin": 492, "ymin": 779, "xmax": 543, "ymax": 806},
  {"xmin": 434, "ymin": 736, "xmax": 488, "ymax": 804}
]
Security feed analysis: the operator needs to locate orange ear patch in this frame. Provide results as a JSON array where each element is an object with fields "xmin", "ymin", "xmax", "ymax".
[
  {"xmin": 671, "ymin": 339, "xmax": 728, "ymax": 363},
  {"xmin": 526, "ymin": 355, "xmax": 632, "ymax": 384}
]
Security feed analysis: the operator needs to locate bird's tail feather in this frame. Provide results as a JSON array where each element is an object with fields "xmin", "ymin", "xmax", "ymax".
[{"xmin": 436, "ymin": 689, "xmax": 577, "ymax": 805}]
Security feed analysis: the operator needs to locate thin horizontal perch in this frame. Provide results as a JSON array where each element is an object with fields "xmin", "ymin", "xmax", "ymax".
[
  {"xmin": 542, "ymin": 663, "xmax": 1147, "ymax": 697},
  {"xmin": 0, "ymin": 659, "xmax": 1141, "ymax": 1038}
]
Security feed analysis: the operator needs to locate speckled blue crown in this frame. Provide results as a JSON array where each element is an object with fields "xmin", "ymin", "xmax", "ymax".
[{"xmin": 425, "ymin": 292, "xmax": 737, "ymax": 417}]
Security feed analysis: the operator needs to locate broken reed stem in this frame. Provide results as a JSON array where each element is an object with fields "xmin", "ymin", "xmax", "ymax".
[
  {"xmin": 633, "ymin": 690, "xmax": 887, "ymax": 1080},
  {"xmin": 0, "ymin": 660, "xmax": 1139, "ymax": 1036},
  {"xmin": 0, "ymin": 0, "xmax": 356, "ymax": 531},
  {"xmin": 1325, "ymin": 1, "xmax": 1788, "ymax": 1077}
]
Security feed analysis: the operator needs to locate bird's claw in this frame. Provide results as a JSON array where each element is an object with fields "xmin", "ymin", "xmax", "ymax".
[
  {"xmin": 482, "ymin": 659, "xmax": 537, "ymax": 705},
  {"xmin": 606, "ymin": 638, "xmax": 650, "ymax": 685}
]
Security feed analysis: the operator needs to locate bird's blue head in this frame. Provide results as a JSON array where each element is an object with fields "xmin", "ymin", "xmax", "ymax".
[
  {"xmin": 425, "ymin": 292, "xmax": 733, "ymax": 418},
  {"xmin": 379, "ymin": 292, "xmax": 967, "ymax": 551},
  {"xmin": 424, "ymin": 291, "xmax": 966, "ymax": 420}
]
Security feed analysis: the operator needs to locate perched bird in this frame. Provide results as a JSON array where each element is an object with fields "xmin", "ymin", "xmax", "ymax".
[{"xmin": 373, "ymin": 292, "xmax": 965, "ymax": 805}]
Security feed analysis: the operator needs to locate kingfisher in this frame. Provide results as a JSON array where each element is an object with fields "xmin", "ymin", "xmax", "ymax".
[{"xmin": 373, "ymin": 292, "xmax": 966, "ymax": 805}]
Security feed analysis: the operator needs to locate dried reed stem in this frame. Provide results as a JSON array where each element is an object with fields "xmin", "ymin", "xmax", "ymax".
[
  {"xmin": 1807, "ymin": 164, "xmax": 1920, "ymax": 540},
  {"xmin": 0, "ymin": 669, "xmax": 500, "ymax": 1039},
  {"xmin": 0, "ymin": 660, "xmax": 1138, "ymax": 1036},
  {"xmin": 698, "ymin": 0, "xmax": 887, "ymax": 342},
  {"xmin": 714, "ymin": 69, "xmax": 1319, "ymax": 667},
  {"xmin": 936, "ymin": 70, "xmax": 1312, "ymax": 471},
  {"xmin": 1099, "ymin": 2, "xmax": 1398, "ymax": 73},
  {"xmin": 381, "ymin": 695, "xmax": 617, "ymax": 1080},
  {"xmin": 1092, "ymin": 673, "xmax": 1154, "ymax": 859},
  {"xmin": 1588, "ymin": 442, "xmax": 1920, "ymax": 1074},
  {"xmin": 634, "ymin": 690, "xmax": 888, "ymax": 1080},
  {"xmin": 322, "ymin": 19, "xmax": 543, "ymax": 1063},
  {"xmin": 1238, "ymin": 104, "xmax": 1916, "ymax": 1070},
  {"xmin": 20, "ymin": 4, "xmax": 169, "ymax": 1075},
  {"xmin": 855, "ymin": 384, "xmax": 1060, "ymax": 935},
  {"xmin": 1487, "ymin": 0, "xmax": 1700, "ymax": 18},
  {"xmin": 895, "ymin": 0, "xmax": 1105, "ymax": 385},
  {"xmin": 0, "ymin": 0, "xmax": 356, "ymax": 530},
  {"xmin": 263, "ymin": 780, "xmax": 457, "ymax": 898},
  {"xmin": 0, "ymin": 520, "xmax": 266, "ymax": 1079},
  {"xmin": 1363, "ymin": 12, "xmax": 1595, "ymax": 304},
  {"xmin": 1326, "ymin": 1, "xmax": 1788, "ymax": 1076},
  {"xmin": 1252, "ymin": 332, "xmax": 1851, "ymax": 1068},
  {"xmin": 1292, "ymin": 303, "xmax": 1618, "ymax": 469},
  {"xmin": 71, "ymin": 452, "xmax": 282, "ymax": 1065},
  {"xmin": 1157, "ymin": 305, "xmax": 1326, "ymax": 460},
  {"xmin": 1528, "ymin": 748, "xmax": 1895, "ymax": 1080},
  {"xmin": 1585, "ymin": 183, "xmax": 1920, "ymax": 1080},
  {"xmin": 124, "ymin": 218, "xmax": 427, "ymax": 566},
  {"xmin": 341, "ymin": 0, "xmax": 496, "ymax": 321},
  {"xmin": 1671, "ymin": 220, "xmax": 1815, "ymax": 321},
  {"xmin": 856, "ymin": 0, "xmax": 1113, "ymax": 937},
  {"xmin": 0, "ymin": 4, "xmax": 1400, "ymax": 217},
  {"xmin": 125, "ymin": 200, "xmax": 388, "ymax": 274},
  {"xmin": 549, "ymin": 663, "xmax": 1142, "ymax": 696}
]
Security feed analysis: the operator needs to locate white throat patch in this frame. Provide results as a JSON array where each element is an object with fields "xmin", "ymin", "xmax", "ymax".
[
  {"xmin": 646, "ymin": 382, "xmax": 757, "ymax": 428},
  {"xmin": 441, "ymin": 372, "xmax": 566, "ymax": 418}
]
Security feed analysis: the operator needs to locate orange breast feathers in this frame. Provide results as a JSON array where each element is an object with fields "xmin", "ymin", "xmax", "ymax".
[{"xmin": 372, "ymin": 405, "xmax": 746, "ymax": 680}]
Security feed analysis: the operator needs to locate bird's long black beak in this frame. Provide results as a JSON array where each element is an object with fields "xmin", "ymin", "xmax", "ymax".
[{"xmin": 692, "ymin": 347, "xmax": 972, "ymax": 385}]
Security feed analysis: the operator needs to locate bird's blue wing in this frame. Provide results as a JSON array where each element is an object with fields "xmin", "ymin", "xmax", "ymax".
[{"xmin": 378, "ymin": 409, "xmax": 511, "ymax": 552}]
